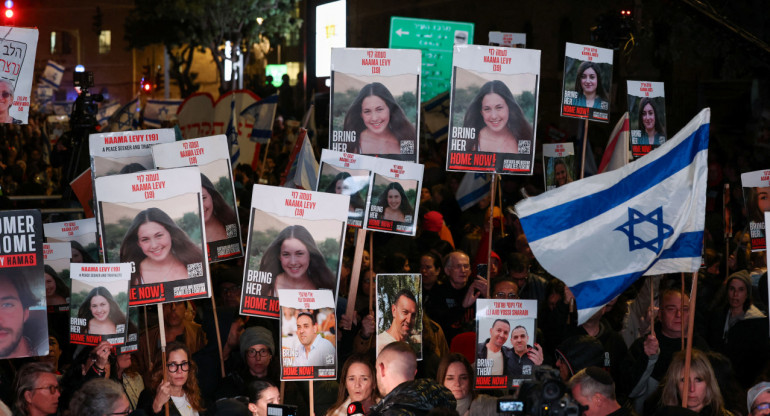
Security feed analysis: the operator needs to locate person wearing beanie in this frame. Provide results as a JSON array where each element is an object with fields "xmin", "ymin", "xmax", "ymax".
[
  {"xmin": 554, "ymin": 335, "xmax": 605, "ymax": 382},
  {"xmin": 215, "ymin": 326, "xmax": 278, "ymax": 400},
  {"xmin": 747, "ymin": 381, "xmax": 770, "ymax": 416}
]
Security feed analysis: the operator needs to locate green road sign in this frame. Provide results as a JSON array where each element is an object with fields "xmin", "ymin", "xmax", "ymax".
[{"xmin": 389, "ymin": 16, "xmax": 474, "ymax": 102}]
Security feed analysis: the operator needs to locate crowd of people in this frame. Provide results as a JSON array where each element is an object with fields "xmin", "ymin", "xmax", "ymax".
[{"xmin": 1, "ymin": 78, "xmax": 769, "ymax": 416}]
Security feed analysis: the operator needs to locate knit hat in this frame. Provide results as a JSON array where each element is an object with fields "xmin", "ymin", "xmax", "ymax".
[
  {"xmin": 726, "ymin": 270, "xmax": 752, "ymax": 305},
  {"xmin": 747, "ymin": 381, "xmax": 770, "ymax": 412},
  {"xmin": 240, "ymin": 326, "xmax": 274, "ymax": 358},
  {"xmin": 423, "ymin": 211, "xmax": 444, "ymax": 233},
  {"xmin": 554, "ymin": 335, "xmax": 605, "ymax": 378}
]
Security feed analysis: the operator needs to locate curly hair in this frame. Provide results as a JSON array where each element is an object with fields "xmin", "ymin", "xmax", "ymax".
[
  {"xmin": 638, "ymin": 97, "xmax": 666, "ymax": 137},
  {"xmin": 150, "ymin": 342, "xmax": 205, "ymax": 413},
  {"xmin": 259, "ymin": 225, "xmax": 336, "ymax": 297},
  {"xmin": 462, "ymin": 80, "xmax": 533, "ymax": 152},
  {"xmin": 119, "ymin": 207, "xmax": 204, "ymax": 285},
  {"xmin": 342, "ymin": 82, "xmax": 416, "ymax": 154},
  {"xmin": 77, "ymin": 286, "xmax": 127, "ymax": 334},
  {"xmin": 375, "ymin": 181, "xmax": 414, "ymax": 218},
  {"xmin": 329, "ymin": 353, "xmax": 379, "ymax": 412},
  {"xmin": 574, "ymin": 61, "xmax": 609, "ymax": 102},
  {"xmin": 201, "ymin": 173, "xmax": 238, "ymax": 228}
]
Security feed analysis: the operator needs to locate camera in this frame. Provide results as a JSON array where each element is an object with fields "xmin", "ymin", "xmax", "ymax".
[{"xmin": 497, "ymin": 366, "xmax": 583, "ymax": 416}]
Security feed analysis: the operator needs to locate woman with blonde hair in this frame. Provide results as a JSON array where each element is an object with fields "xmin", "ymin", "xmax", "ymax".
[{"xmin": 659, "ymin": 349, "xmax": 733, "ymax": 416}]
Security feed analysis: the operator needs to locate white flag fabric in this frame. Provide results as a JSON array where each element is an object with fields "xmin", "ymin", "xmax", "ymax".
[
  {"xmin": 283, "ymin": 130, "xmax": 318, "ymax": 190},
  {"xmin": 240, "ymin": 94, "xmax": 278, "ymax": 143},
  {"xmin": 40, "ymin": 60, "xmax": 65, "ymax": 88},
  {"xmin": 516, "ymin": 109, "xmax": 710, "ymax": 325},
  {"xmin": 598, "ymin": 112, "xmax": 630, "ymax": 173},
  {"xmin": 456, "ymin": 173, "xmax": 491, "ymax": 211},
  {"xmin": 144, "ymin": 98, "xmax": 182, "ymax": 128}
]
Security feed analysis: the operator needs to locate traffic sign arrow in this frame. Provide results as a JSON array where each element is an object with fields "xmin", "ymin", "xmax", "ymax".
[{"xmin": 396, "ymin": 28, "xmax": 410, "ymax": 36}]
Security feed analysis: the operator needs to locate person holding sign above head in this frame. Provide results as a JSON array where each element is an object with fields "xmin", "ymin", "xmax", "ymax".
[
  {"xmin": 638, "ymin": 97, "xmax": 666, "ymax": 145},
  {"xmin": 574, "ymin": 61, "xmax": 609, "ymax": 110},
  {"xmin": 78, "ymin": 286, "xmax": 125, "ymax": 335},
  {"xmin": 120, "ymin": 207, "xmax": 204, "ymax": 285},
  {"xmin": 261, "ymin": 225, "xmax": 336, "ymax": 296},
  {"xmin": 293, "ymin": 311, "xmax": 335, "ymax": 367},
  {"xmin": 201, "ymin": 173, "xmax": 237, "ymax": 242},
  {"xmin": 376, "ymin": 182, "xmax": 413, "ymax": 223},
  {"xmin": 464, "ymin": 80, "xmax": 533, "ymax": 154},
  {"xmin": 343, "ymin": 82, "xmax": 416, "ymax": 156},
  {"xmin": 0, "ymin": 80, "xmax": 21, "ymax": 125},
  {"xmin": 137, "ymin": 342, "xmax": 205, "ymax": 416}
]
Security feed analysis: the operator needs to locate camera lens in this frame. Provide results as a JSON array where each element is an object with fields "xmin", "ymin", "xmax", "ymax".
[{"xmin": 542, "ymin": 380, "xmax": 563, "ymax": 401}]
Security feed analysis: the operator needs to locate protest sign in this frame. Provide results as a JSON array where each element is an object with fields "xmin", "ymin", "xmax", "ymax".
[
  {"xmin": 241, "ymin": 185, "xmax": 348, "ymax": 318},
  {"xmin": 89, "ymin": 129, "xmax": 176, "ymax": 179},
  {"xmin": 329, "ymin": 48, "xmax": 421, "ymax": 162},
  {"xmin": 152, "ymin": 135, "xmax": 243, "ymax": 262},
  {"xmin": 543, "ymin": 143, "xmax": 576, "ymax": 191},
  {"xmin": 0, "ymin": 26, "xmax": 39, "ymax": 124},
  {"xmin": 94, "ymin": 167, "xmax": 211, "ymax": 305},
  {"xmin": 43, "ymin": 242, "xmax": 71, "ymax": 312},
  {"xmin": 561, "ymin": 43, "xmax": 613, "ymax": 122},
  {"xmin": 279, "ymin": 289, "xmax": 337, "ymax": 380},
  {"xmin": 317, "ymin": 149, "xmax": 373, "ymax": 228},
  {"xmin": 44, "ymin": 218, "xmax": 99, "ymax": 262},
  {"xmin": 365, "ymin": 155, "xmax": 424, "ymax": 236},
  {"xmin": 627, "ymin": 81, "xmax": 666, "ymax": 159},
  {"xmin": 375, "ymin": 274, "xmax": 422, "ymax": 359},
  {"xmin": 741, "ymin": 169, "xmax": 770, "ymax": 251},
  {"xmin": 488, "ymin": 31, "xmax": 526, "ymax": 48},
  {"xmin": 446, "ymin": 45, "xmax": 540, "ymax": 175},
  {"xmin": 0, "ymin": 209, "xmax": 48, "ymax": 358},
  {"xmin": 475, "ymin": 298, "xmax": 537, "ymax": 389},
  {"xmin": 69, "ymin": 263, "xmax": 130, "ymax": 346}
]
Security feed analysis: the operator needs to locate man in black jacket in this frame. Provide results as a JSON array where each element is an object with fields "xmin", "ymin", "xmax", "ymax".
[{"xmin": 369, "ymin": 342, "xmax": 455, "ymax": 416}]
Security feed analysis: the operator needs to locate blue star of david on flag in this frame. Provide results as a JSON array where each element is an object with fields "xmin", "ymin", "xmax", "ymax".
[{"xmin": 614, "ymin": 206, "xmax": 674, "ymax": 253}]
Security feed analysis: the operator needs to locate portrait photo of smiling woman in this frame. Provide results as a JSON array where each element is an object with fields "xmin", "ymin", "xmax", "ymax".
[
  {"xmin": 77, "ymin": 286, "xmax": 126, "ymax": 335},
  {"xmin": 560, "ymin": 43, "xmax": 613, "ymax": 122},
  {"xmin": 70, "ymin": 272, "xmax": 130, "ymax": 340}
]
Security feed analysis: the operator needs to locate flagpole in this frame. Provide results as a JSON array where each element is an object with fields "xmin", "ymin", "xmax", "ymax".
[
  {"xmin": 681, "ymin": 271, "xmax": 698, "ymax": 408},
  {"xmin": 157, "ymin": 304, "xmax": 169, "ymax": 416},
  {"xmin": 497, "ymin": 174, "xmax": 505, "ymax": 239},
  {"xmin": 581, "ymin": 120, "xmax": 589, "ymax": 179},
  {"xmin": 369, "ymin": 232, "xmax": 375, "ymax": 315},
  {"xmin": 486, "ymin": 174, "xmax": 496, "ymax": 299},
  {"xmin": 343, "ymin": 229, "xmax": 367, "ymax": 330}
]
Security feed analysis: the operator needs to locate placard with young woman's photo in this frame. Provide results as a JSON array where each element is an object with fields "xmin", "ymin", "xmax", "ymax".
[
  {"xmin": 741, "ymin": 169, "xmax": 770, "ymax": 251},
  {"xmin": 278, "ymin": 289, "xmax": 337, "ymax": 380},
  {"xmin": 44, "ymin": 218, "xmax": 99, "ymax": 263},
  {"xmin": 89, "ymin": 129, "xmax": 176, "ymax": 179},
  {"xmin": 366, "ymin": 159, "xmax": 423, "ymax": 236},
  {"xmin": 43, "ymin": 242, "xmax": 71, "ymax": 312},
  {"xmin": 561, "ymin": 42, "xmax": 614, "ymax": 123},
  {"xmin": 152, "ymin": 135, "xmax": 244, "ymax": 262},
  {"xmin": 317, "ymin": 149, "xmax": 373, "ymax": 228},
  {"xmin": 542, "ymin": 143, "xmax": 576, "ymax": 191},
  {"xmin": 94, "ymin": 166, "xmax": 211, "ymax": 305},
  {"xmin": 627, "ymin": 81, "xmax": 666, "ymax": 159},
  {"xmin": 68, "ymin": 263, "xmax": 130, "ymax": 346},
  {"xmin": 240, "ymin": 185, "xmax": 348, "ymax": 318},
  {"xmin": 446, "ymin": 45, "xmax": 540, "ymax": 175},
  {"xmin": 475, "ymin": 299, "xmax": 537, "ymax": 389},
  {"xmin": 329, "ymin": 48, "xmax": 421, "ymax": 162}
]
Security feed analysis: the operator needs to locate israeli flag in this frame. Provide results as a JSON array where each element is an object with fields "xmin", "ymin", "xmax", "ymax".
[
  {"xmin": 516, "ymin": 109, "xmax": 710, "ymax": 325},
  {"xmin": 455, "ymin": 173, "xmax": 491, "ymax": 211},
  {"xmin": 240, "ymin": 94, "xmax": 278, "ymax": 143}
]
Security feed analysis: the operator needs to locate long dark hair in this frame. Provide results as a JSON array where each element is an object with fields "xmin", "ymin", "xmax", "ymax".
[
  {"xmin": 150, "ymin": 342, "xmax": 205, "ymax": 412},
  {"xmin": 201, "ymin": 173, "xmax": 237, "ymax": 226},
  {"xmin": 325, "ymin": 171, "xmax": 366, "ymax": 210},
  {"xmin": 574, "ymin": 61, "xmax": 609, "ymax": 101},
  {"xmin": 329, "ymin": 354, "xmax": 379, "ymax": 411},
  {"xmin": 119, "ymin": 207, "xmax": 204, "ymax": 285},
  {"xmin": 44, "ymin": 265, "xmax": 70, "ymax": 298},
  {"xmin": 375, "ymin": 181, "xmax": 414, "ymax": 217},
  {"xmin": 342, "ymin": 82, "xmax": 416, "ymax": 154},
  {"xmin": 637, "ymin": 97, "xmax": 665, "ymax": 137},
  {"xmin": 463, "ymin": 80, "xmax": 533, "ymax": 151},
  {"xmin": 259, "ymin": 225, "xmax": 336, "ymax": 296},
  {"xmin": 77, "ymin": 286, "xmax": 126, "ymax": 331}
]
